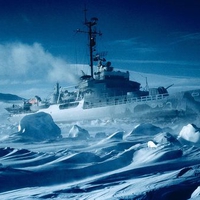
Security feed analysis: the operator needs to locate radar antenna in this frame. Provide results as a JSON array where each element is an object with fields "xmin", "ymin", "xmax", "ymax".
[{"xmin": 77, "ymin": 9, "xmax": 102, "ymax": 78}]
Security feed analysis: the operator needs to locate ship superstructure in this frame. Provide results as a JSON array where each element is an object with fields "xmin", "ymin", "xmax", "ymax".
[{"xmin": 5, "ymin": 14, "xmax": 200, "ymax": 122}]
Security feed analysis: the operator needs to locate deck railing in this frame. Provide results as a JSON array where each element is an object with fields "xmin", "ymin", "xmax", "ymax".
[{"xmin": 83, "ymin": 93, "xmax": 168, "ymax": 109}]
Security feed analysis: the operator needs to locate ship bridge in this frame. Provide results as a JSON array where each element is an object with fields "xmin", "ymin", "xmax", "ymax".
[{"xmin": 94, "ymin": 61, "xmax": 129, "ymax": 81}]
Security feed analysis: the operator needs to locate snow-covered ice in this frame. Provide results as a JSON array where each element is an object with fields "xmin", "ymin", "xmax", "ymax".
[
  {"xmin": 178, "ymin": 124, "xmax": 200, "ymax": 144},
  {"xmin": 17, "ymin": 112, "xmax": 61, "ymax": 142},
  {"xmin": 1, "ymin": 97, "xmax": 200, "ymax": 200}
]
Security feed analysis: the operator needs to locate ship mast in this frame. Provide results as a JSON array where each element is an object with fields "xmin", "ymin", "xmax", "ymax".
[{"xmin": 77, "ymin": 9, "xmax": 102, "ymax": 78}]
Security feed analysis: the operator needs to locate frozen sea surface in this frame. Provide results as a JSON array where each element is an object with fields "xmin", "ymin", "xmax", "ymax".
[{"xmin": 1, "ymin": 102, "xmax": 200, "ymax": 200}]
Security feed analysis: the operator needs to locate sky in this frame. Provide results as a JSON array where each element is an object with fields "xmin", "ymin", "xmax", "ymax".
[{"xmin": 0, "ymin": 0, "xmax": 200, "ymax": 98}]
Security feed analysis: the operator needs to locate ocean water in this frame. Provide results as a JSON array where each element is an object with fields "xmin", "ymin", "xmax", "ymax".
[{"xmin": 1, "ymin": 101, "xmax": 200, "ymax": 200}]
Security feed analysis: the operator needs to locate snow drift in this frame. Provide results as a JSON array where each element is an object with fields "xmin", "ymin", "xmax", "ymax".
[{"xmin": 0, "ymin": 110, "xmax": 200, "ymax": 199}]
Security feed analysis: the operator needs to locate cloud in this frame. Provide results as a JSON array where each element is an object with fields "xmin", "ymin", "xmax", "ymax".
[
  {"xmin": 110, "ymin": 37, "xmax": 157, "ymax": 54},
  {"xmin": 0, "ymin": 42, "xmax": 96, "ymax": 98},
  {"xmin": 111, "ymin": 38, "xmax": 139, "ymax": 46},
  {"xmin": 0, "ymin": 42, "xmax": 81, "ymax": 85},
  {"xmin": 170, "ymin": 32, "xmax": 200, "ymax": 45},
  {"xmin": 181, "ymin": 33, "xmax": 200, "ymax": 41},
  {"xmin": 113, "ymin": 59, "xmax": 200, "ymax": 66}
]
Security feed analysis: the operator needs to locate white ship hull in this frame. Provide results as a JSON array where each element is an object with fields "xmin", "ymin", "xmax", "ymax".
[{"xmin": 8, "ymin": 90, "xmax": 195, "ymax": 123}]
